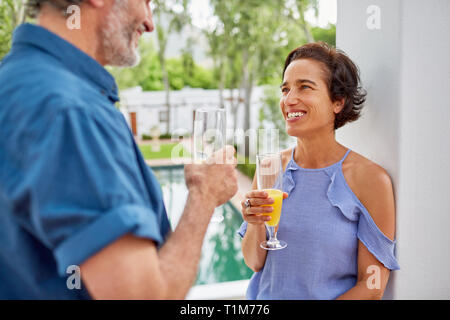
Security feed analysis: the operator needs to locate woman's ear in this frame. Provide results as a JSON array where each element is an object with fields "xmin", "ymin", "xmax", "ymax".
[{"xmin": 333, "ymin": 97, "xmax": 346, "ymax": 114}]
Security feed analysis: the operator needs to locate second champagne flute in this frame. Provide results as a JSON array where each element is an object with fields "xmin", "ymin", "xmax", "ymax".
[
  {"xmin": 256, "ymin": 152, "xmax": 287, "ymax": 250},
  {"xmin": 193, "ymin": 107, "xmax": 226, "ymax": 223}
]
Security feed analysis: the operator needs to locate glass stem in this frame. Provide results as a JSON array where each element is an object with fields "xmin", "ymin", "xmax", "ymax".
[{"xmin": 266, "ymin": 225, "xmax": 278, "ymax": 244}]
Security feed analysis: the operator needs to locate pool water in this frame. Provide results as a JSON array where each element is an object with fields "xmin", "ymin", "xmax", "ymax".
[{"xmin": 151, "ymin": 165, "xmax": 253, "ymax": 285}]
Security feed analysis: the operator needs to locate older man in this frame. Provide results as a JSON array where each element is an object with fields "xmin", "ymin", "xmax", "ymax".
[{"xmin": 0, "ymin": 0, "xmax": 238, "ymax": 299}]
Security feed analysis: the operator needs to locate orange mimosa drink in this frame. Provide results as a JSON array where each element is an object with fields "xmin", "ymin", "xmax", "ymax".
[{"xmin": 261, "ymin": 189, "xmax": 283, "ymax": 227}]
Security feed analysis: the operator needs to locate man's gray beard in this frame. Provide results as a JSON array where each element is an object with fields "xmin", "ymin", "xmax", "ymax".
[{"xmin": 101, "ymin": 0, "xmax": 141, "ymax": 67}]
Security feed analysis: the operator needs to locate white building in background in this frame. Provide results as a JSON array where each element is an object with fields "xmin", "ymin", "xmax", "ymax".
[{"xmin": 119, "ymin": 86, "xmax": 265, "ymax": 139}]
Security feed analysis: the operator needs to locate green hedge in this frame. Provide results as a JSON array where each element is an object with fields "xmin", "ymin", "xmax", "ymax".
[
  {"xmin": 236, "ymin": 155, "xmax": 256, "ymax": 181},
  {"xmin": 142, "ymin": 133, "xmax": 191, "ymax": 140},
  {"xmin": 139, "ymin": 143, "xmax": 190, "ymax": 160}
]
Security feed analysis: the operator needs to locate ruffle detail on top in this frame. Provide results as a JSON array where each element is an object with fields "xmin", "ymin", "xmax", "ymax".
[
  {"xmin": 283, "ymin": 159, "xmax": 299, "ymax": 195},
  {"xmin": 324, "ymin": 167, "xmax": 400, "ymax": 271}
]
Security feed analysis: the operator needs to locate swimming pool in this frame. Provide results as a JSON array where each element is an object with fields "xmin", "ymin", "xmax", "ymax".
[{"xmin": 151, "ymin": 165, "xmax": 253, "ymax": 287}]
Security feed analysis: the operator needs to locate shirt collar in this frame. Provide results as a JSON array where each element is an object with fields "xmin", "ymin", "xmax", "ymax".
[{"xmin": 12, "ymin": 23, "xmax": 119, "ymax": 103}]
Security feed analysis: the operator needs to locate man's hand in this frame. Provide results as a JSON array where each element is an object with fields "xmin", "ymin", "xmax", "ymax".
[
  {"xmin": 81, "ymin": 146, "xmax": 239, "ymax": 300},
  {"xmin": 184, "ymin": 145, "xmax": 238, "ymax": 208}
]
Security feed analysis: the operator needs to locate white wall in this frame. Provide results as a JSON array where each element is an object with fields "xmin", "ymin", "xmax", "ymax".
[{"xmin": 337, "ymin": 0, "xmax": 450, "ymax": 299}]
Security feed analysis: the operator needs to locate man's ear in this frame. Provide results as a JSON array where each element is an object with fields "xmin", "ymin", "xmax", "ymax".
[
  {"xmin": 333, "ymin": 97, "xmax": 346, "ymax": 114},
  {"xmin": 86, "ymin": 0, "xmax": 106, "ymax": 9}
]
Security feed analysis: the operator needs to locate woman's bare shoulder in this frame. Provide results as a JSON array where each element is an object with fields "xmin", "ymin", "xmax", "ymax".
[
  {"xmin": 343, "ymin": 150, "xmax": 393, "ymax": 201},
  {"xmin": 343, "ymin": 150, "xmax": 396, "ymax": 241}
]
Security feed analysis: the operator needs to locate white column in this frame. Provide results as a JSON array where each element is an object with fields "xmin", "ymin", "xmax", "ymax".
[{"xmin": 337, "ymin": 0, "xmax": 450, "ymax": 299}]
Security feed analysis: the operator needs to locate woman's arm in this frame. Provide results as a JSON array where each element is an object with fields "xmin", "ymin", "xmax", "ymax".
[
  {"xmin": 337, "ymin": 163, "xmax": 396, "ymax": 300},
  {"xmin": 337, "ymin": 241, "xmax": 391, "ymax": 300},
  {"xmin": 241, "ymin": 150, "xmax": 291, "ymax": 272},
  {"xmin": 241, "ymin": 176, "xmax": 270, "ymax": 272}
]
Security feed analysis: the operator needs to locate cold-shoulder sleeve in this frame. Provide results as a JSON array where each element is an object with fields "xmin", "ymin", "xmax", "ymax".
[
  {"xmin": 356, "ymin": 204, "xmax": 400, "ymax": 270},
  {"xmin": 325, "ymin": 168, "xmax": 400, "ymax": 271}
]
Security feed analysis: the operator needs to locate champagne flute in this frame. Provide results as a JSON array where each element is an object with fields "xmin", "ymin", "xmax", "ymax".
[
  {"xmin": 256, "ymin": 153, "xmax": 287, "ymax": 250},
  {"xmin": 193, "ymin": 107, "xmax": 226, "ymax": 223}
]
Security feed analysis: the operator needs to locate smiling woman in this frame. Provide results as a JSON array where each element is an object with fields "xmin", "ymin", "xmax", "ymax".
[
  {"xmin": 238, "ymin": 42, "xmax": 399, "ymax": 300},
  {"xmin": 281, "ymin": 42, "xmax": 366, "ymax": 131}
]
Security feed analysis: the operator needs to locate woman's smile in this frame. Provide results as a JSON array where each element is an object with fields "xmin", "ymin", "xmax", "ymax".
[{"xmin": 285, "ymin": 109, "xmax": 307, "ymax": 122}]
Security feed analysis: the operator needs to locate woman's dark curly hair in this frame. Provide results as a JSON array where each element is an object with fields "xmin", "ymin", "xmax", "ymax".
[
  {"xmin": 26, "ymin": 0, "xmax": 83, "ymax": 18},
  {"xmin": 283, "ymin": 42, "xmax": 367, "ymax": 130}
]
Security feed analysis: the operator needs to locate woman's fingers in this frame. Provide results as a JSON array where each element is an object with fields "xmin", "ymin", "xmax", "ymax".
[
  {"xmin": 246, "ymin": 206, "xmax": 273, "ymax": 214},
  {"xmin": 244, "ymin": 190, "xmax": 269, "ymax": 199},
  {"xmin": 244, "ymin": 190, "xmax": 288, "ymax": 201},
  {"xmin": 242, "ymin": 197, "xmax": 274, "ymax": 207},
  {"xmin": 242, "ymin": 205, "xmax": 273, "ymax": 224},
  {"xmin": 241, "ymin": 189, "xmax": 286, "ymax": 225},
  {"xmin": 244, "ymin": 213, "xmax": 271, "ymax": 224}
]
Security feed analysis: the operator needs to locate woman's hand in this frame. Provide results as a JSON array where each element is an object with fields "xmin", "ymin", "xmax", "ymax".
[
  {"xmin": 240, "ymin": 190, "xmax": 288, "ymax": 272},
  {"xmin": 241, "ymin": 190, "xmax": 288, "ymax": 225}
]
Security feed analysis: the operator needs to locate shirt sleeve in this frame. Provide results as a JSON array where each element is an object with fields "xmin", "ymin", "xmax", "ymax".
[{"xmin": 13, "ymin": 104, "xmax": 168, "ymax": 277}]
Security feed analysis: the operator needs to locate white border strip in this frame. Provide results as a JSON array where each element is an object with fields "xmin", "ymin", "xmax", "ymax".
[{"xmin": 186, "ymin": 280, "xmax": 250, "ymax": 300}]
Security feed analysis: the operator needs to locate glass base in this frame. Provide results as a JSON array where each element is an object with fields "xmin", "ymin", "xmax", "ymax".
[{"xmin": 260, "ymin": 239, "xmax": 287, "ymax": 251}]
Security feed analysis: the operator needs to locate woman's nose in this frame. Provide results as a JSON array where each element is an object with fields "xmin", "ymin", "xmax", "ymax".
[{"xmin": 284, "ymin": 90, "xmax": 299, "ymax": 106}]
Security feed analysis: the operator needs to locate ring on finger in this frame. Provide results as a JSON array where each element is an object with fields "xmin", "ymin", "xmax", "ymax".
[{"xmin": 244, "ymin": 199, "xmax": 251, "ymax": 208}]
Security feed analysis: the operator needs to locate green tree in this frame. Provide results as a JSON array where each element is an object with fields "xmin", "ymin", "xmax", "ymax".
[
  {"xmin": 108, "ymin": 38, "xmax": 164, "ymax": 91},
  {"xmin": 292, "ymin": 0, "xmax": 319, "ymax": 43},
  {"xmin": 152, "ymin": 0, "xmax": 191, "ymax": 134},
  {"xmin": 0, "ymin": 0, "xmax": 27, "ymax": 60},
  {"xmin": 207, "ymin": 0, "xmax": 318, "ymax": 157},
  {"xmin": 205, "ymin": 0, "xmax": 238, "ymax": 110},
  {"xmin": 258, "ymin": 85, "xmax": 291, "ymax": 149},
  {"xmin": 109, "ymin": 36, "xmax": 217, "ymax": 92},
  {"xmin": 311, "ymin": 24, "xmax": 336, "ymax": 46}
]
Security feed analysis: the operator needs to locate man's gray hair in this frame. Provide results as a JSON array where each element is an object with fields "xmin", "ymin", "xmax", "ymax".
[{"xmin": 26, "ymin": 0, "xmax": 84, "ymax": 18}]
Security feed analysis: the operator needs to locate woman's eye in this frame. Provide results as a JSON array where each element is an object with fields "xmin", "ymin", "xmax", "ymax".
[
  {"xmin": 300, "ymin": 85, "xmax": 311, "ymax": 90},
  {"xmin": 281, "ymin": 88, "xmax": 289, "ymax": 94}
]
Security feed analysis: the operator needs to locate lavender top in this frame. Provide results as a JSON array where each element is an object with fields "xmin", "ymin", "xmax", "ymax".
[{"xmin": 238, "ymin": 148, "xmax": 400, "ymax": 300}]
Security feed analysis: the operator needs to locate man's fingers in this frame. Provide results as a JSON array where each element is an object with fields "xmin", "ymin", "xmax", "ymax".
[{"xmin": 208, "ymin": 145, "xmax": 237, "ymax": 165}]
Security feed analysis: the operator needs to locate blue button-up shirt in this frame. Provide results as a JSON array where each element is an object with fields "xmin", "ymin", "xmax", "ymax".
[{"xmin": 0, "ymin": 23, "xmax": 171, "ymax": 299}]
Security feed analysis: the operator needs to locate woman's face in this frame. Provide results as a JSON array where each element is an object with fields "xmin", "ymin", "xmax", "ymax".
[{"xmin": 280, "ymin": 58, "xmax": 343, "ymax": 137}]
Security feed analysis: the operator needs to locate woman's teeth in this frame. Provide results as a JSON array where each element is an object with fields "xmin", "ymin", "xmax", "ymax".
[{"xmin": 287, "ymin": 112, "xmax": 305, "ymax": 119}]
